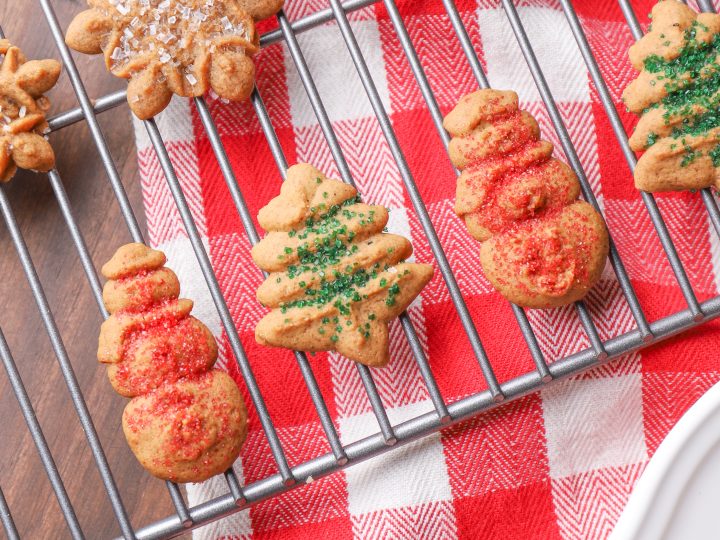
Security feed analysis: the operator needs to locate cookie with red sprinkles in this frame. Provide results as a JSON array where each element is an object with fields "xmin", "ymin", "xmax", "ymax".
[
  {"xmin": 123, "ymin": 369, "xmax": 247, "ymax": 483},
  {"xmin": 444, "ymin": 89, "xmax": 608, "ymax": 308},
  {"xmin": 99, "ymin": 242, "xmax": 247, "ymax": 482}
]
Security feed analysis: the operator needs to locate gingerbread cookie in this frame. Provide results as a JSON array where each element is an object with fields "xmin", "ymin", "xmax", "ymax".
[
  {"xmin": 252, "ymin": 163, "xmax": 434, "ymax": 367},
  {"xmin": 99, "ymin": 243, "xmax": 247, "ymax": 482},
  {"xmin": 65, "ymin": 0, "xmax": 284, "ymax": 119},
  {"xmin": 444, "ymin": 89, "xmax": 608, "ymax": 308},
  {"xmin": 0, "ymin": 39, "xmax": 61, "ymax": 182},
  {"xmin": 624, "ymin": 1, "xmax": 720, "ymax": 192}
]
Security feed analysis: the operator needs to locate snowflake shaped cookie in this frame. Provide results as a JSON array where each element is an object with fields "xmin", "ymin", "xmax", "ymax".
[
  {"xmin": 0, "ymin": 40, "xmax": 61, "ymax": 183},
  {"xmin": 66, "ymin": 0, "xmax": 284, "ymax": 119}
]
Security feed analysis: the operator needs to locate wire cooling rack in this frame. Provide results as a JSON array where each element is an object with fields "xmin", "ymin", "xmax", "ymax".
[{"xmin": 1, "ymin": 0, "xmax": 720, "ymax": 538}]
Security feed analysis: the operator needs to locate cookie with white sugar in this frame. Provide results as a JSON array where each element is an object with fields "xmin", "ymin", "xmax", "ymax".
[
  {"xmin": 0, "ymin": 39, "xmax": 60, "ymax": 182},
  {"xmin": 65, "ymin": 0, "xmax": 284, "ymax": 119},
  {"xmin": 252, "ymin": 163, "xmax": 434, "ymax": 368}
]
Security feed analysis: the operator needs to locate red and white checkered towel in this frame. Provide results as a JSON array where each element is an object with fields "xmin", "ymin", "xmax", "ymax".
[{"xmin": 132, "ymin": 0, "xmax": 720, "ymax": 538}]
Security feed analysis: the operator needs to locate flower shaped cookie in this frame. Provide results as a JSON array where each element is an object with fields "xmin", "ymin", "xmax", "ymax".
[
  {"xmin": 0, "ymin": 40, "xmax": 60, "ymax": 182},
  {"xmin": 66, "ymin": 0, "xmax": 284, "ymax": 119}
]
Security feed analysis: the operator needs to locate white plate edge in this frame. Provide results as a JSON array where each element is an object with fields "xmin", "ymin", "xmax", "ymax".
[{"xmin": 610, "ymin": 379, "xmax": 720, "ymax": 540}]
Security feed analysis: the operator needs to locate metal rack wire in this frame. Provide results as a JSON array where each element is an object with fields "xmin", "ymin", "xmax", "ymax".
[{"xmin": 1, "ymin": 0, "xmax": 719, "ymax": 538}]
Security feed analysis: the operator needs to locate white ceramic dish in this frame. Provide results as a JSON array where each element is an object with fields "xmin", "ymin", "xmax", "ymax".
[{"xmin": 611, "ymin": 380, "xmax": 720, "ymax": 540}]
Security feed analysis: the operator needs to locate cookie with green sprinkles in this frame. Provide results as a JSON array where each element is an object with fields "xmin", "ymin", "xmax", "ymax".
[
  {"xmin": 251, "ymin": 163, "xmax": 434, "ymax": 367},
  {"xmin": 623, "ymin": 1, "xmax": 720, "ymax": 192}
]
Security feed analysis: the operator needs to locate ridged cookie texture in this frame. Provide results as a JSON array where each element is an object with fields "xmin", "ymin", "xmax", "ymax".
[
  {"xmin": 444, "ymin": 89, "xmax": 609, "ymax": 309},
  {"xmin": 65, "ymin": 0, "xmax": 284, "ymax": 119},
  {"xmin": 0, "ymin": 39, "xmax": 60, "ymax": 182},
  {"xmin": 99, "ymin": 243, "xmax": 247, "ymax": 483},
  {"xmin": 624, "ymin": 0, "xmax": 720, "ymax": 192},
  {"xmin": 251, "ymin": 163, "xmax": 434, "ymax": 368}
]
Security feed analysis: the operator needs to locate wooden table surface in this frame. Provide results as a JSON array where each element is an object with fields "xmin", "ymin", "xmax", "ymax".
[{"xmin": 1, "ymin": 2, "xmax": 180, "ymax": 538}]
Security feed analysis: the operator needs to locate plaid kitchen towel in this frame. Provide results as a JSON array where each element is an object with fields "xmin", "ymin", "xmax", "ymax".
[{"xmin": 131, "ymin": 0, "xmax": 720, "ymax": 538}]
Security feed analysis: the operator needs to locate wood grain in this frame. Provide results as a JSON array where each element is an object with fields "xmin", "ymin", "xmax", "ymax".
[{"xmin": 0, "ymin": 2, "xmax": 182, "ymax": 538}]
